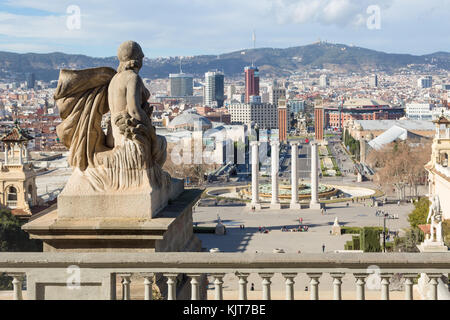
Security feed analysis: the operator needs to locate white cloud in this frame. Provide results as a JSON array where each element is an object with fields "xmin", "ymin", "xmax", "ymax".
[{"xmin": 0, "ymin": 0, "xmax": 447, "ymax": 56}]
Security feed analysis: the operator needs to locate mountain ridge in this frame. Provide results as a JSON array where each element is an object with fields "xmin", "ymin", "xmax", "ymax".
[{"xmin": 0, "ymin": 43, "xmax": 449, "ymax": 82}]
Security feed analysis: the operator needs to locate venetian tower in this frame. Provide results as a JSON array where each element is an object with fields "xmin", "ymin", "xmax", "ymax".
[{"xmin": 0, "ymin": 121, "xmax": 37, "ymax": 217}]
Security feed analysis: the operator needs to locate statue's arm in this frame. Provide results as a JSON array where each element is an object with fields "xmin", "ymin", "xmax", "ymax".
[{"xmin": 126, "ymin": 74, "xmax": 148, "ymax": 124}]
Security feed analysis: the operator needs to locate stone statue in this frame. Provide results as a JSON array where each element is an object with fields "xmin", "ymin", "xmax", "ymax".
[
  {"xmin": 54, "ymin": 40, "xmax": 170, "ymax": 192},
  {"xmin": 427, "ymin": 194, "xmax": 443, "ymax": 243}
]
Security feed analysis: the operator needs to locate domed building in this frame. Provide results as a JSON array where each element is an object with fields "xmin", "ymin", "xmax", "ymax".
[{"xmin": 168, "ymin": 110, "xmax": 213, "ymax": 132}]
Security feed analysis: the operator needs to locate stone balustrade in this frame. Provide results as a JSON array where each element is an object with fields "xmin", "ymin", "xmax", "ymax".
[{"xmin": 0, "ymin": 252, "xmax": 449, "ymax": 300}]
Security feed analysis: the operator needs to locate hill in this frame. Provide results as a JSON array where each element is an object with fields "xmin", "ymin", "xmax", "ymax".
[{"xmin": 0, "ymin": 42, "xmax": 448, "ymax": 82}]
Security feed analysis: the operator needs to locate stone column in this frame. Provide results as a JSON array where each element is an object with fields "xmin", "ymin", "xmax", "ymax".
[
  {"xmin": 120, "ymin": 274, "xmax": 132, "ymax": 300},
  {"xmin": 310, "ymin": 142, "xmax": 321, "ymax": 209},
  {"xmin": 8, "ymin": 273, "xmax": 24, "ymax": 300},
  {"xmin": 403, "ymin": 274, "xmax": 417, "ymax": 300},
  {"xmin": 248, "ymin": 141, "xmax": 261, "ymax": 210},
  {"xmin": 427, "ymin": 273, "xmax": 441, "ymax": 300},
  {"xmin": 212, "ymin": 274, "xmax": 225, "ymax": 300},
  {"xmin": 259, "ymin": 273, "xmax": 273, "ymax": 300},
  {"xmin": 189, "ymin": 274, "xmax": 201, "ymax": 300},
  {"xmin": 380, "ymin": 273, "xmax": 392, "ymax": 300},
  {"xmin": 142, "ymin": 273, "xmax": 154, "ymax": 300},
  {"xmin": 331, "ymin": 272, "xmax": 345, "ymax": 300},
  {"xmin": 307, "ymin": 273, "xmax": 321, "ymax": 300},
  {"xmin": 270, "ymin": 141, "xmax": 281, "ymax": 209},
  {"xmin": 354, "ymin": 273, "xmax": 368, "ymax": 300},
  {"xmin": 282, "ymin": 273, "xmax": 297, "ymax": 300},
  {"xmin": 238, "ymin": 273, "xmax": 249, "ymax": 300},
  {"xmin": 290, "ymin": 141, "xmax": 301, "ymax": 209},
  {"xmin": 164, "ymin": 274, "xmax": 178, "ymax": 300}
]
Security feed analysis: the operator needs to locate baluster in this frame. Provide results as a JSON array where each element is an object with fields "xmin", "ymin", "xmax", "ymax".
[
  {"xmin": 119, "ymin": 274, "xmax": 132, "ymax": 300},
  {"xmin": 282, "ymin": 273, "xmax": 297, "ymax": 300},
  {"xmin": 403, "ymin": 274, "xmax": 417, "ymax": 300},
  {"xmin": 353, "ymin": 273, "xmax": 368, "ymax": 300},
  {"xmin": 8, "ymin": 273, "xmax": 24, "ymax": 300},
  {"xmin": 164, "ymin": 274, "xmax": 178, "ymax": 300},
  {"xmin": 211, "ymin": 274, "xmax": 225, "ymax": 300},
  {"xmin": 380, "ymin": 273, "xmax": 393, "ymax": 300},
  {"xmin": 188, "ymin": 274, "xmax": 201, "ymax": 300},
  {"xmin": 330, "ymin": 272, "xmax": 345, "ymax": 300},
  {"xmin": 427, "ymin": 273, "xmax": 441, "ymax": 300},
  {"xmin": 307, "ymin": 273, "xmax": 321, "ymax": 300},
  {"xmin": 237, "ymin": 273, "xmax": 249, "ymax": 300},
  {"xmin": 142, "ymin": 273, "xmax": 154, "ymax": 301},
  {"xmin": 259, "ymin": 273, "xmax": 273, "ymax": 300}
]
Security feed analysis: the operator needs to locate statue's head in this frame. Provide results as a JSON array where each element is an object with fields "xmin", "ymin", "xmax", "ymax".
[{"xmin": 117, "ymin": 41, "xmax": 144, "ymax": 73}]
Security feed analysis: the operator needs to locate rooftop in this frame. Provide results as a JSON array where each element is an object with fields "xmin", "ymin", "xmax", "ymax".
[{"xmin": 353, "ymin": 119, "xmax": 435, "ymax": 132}]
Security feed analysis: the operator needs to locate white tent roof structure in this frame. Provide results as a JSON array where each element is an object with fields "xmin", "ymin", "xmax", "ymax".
[{"xmin": 368, "ymin": 125, "xmax": 409, "ymax": 150}]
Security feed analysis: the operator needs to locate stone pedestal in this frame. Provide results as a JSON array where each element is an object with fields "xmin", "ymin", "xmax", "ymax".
[
  {"xmin": 417, "ymin": 240, "xmax": 448, "ymax": 252},
  {"xmin": 331, "ymin": 217, "xmax": 341, "ymax": 235},
  {"xmin": 23, "ymin": 180, "xmax": 202, "ymax": 253}
]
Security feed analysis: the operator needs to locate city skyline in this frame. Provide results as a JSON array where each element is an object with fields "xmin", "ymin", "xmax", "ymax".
[{"xmin": 0, "ymin": 0, "xmax": 448, "ymax": 58}]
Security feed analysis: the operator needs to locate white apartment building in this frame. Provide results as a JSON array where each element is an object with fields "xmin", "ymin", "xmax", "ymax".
[
  {"xmin": 406, "ymin": 103, "xmax": 433, "ymax": 120},
  {"xmin": 228, "ymin": 102, "xmax": 278, "ymax": 129}
]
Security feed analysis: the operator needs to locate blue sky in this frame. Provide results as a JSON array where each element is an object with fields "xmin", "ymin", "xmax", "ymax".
[{"xmin": 0, "ymin": 0, "xmax": 448, "ymax": 58}]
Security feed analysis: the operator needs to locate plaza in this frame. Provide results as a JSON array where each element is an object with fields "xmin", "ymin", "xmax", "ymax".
[{"xmin": 193, "ymin": 200, "xmax": 418, "ymax": 299}]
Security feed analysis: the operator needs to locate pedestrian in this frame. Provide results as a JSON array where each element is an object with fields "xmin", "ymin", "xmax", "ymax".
[
  {"xmin": 250, "ymin": 283, "xmax": 255, "ymax": 291},
  {"xmin": 321, "ymin": 208, "xmax": 324, "ymax": 215},
  {"xmin": 322, "ymin": 244, "xmax": 326, "ymax": 252}
]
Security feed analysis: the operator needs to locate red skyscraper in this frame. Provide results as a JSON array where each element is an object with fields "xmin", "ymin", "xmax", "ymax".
[{"xmin": 244, "ymin": 66, "xmax": 259, "ymax": 103}]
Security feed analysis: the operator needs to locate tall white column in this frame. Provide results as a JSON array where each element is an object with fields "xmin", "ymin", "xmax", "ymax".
[
  {"xmin": 270, "ymin": 141, "xmax": 281, "ymax": 209},
  {"xmin": 310, "ymin": 142, "xmax": 321, "ymax": 209},
  {"xmin": 249, "ymin": 141, "xmax": 261, "ymax": 210},
  {"xmin": 290, "ymin": 142, "xmax": 301, "ymax": 209}
]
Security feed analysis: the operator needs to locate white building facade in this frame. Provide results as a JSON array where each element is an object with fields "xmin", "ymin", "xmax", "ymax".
[{"xmin": 229, "ymin": 102, "xmax": 278, "ymax": 129}]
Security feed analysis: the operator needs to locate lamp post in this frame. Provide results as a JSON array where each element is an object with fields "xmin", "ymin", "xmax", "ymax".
[{"xmin": 375, "ymin": 210, "xmax": 399, "ymax": 252}]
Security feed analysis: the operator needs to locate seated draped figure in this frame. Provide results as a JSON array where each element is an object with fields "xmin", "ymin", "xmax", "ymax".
[{"xmin": 54, "ymin": 40, "xmax": 171, "ymax": 192}]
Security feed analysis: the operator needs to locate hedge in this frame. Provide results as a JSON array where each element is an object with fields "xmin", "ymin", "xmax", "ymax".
[
  {"xmin": 360, "ymin": 227, "xmax": 382, "ymax": 252},
  {"xmin": 341, "ymin": 227, "xmax": 362, "ymax": 234},
  {"xmin": 352, "ymin": 236, "xmax": 360, "ymax": 250}
]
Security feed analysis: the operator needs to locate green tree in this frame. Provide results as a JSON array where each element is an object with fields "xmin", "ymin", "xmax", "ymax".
[
  {"xmin": 360, "ymin": 227, "xmax": 381, "ymax": 252},
  {"xmin": 0, "ymin": 209, "xmax": 42, "ymax": 289},
  {"xmin": 408, "ymin": 197, "xmax": 430, "ymax": 228}
]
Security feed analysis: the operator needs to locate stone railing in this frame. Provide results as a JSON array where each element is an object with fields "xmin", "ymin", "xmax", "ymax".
[{"xmin": 0, "ymin": 252, "xmax": 449, "ymax": 300}]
